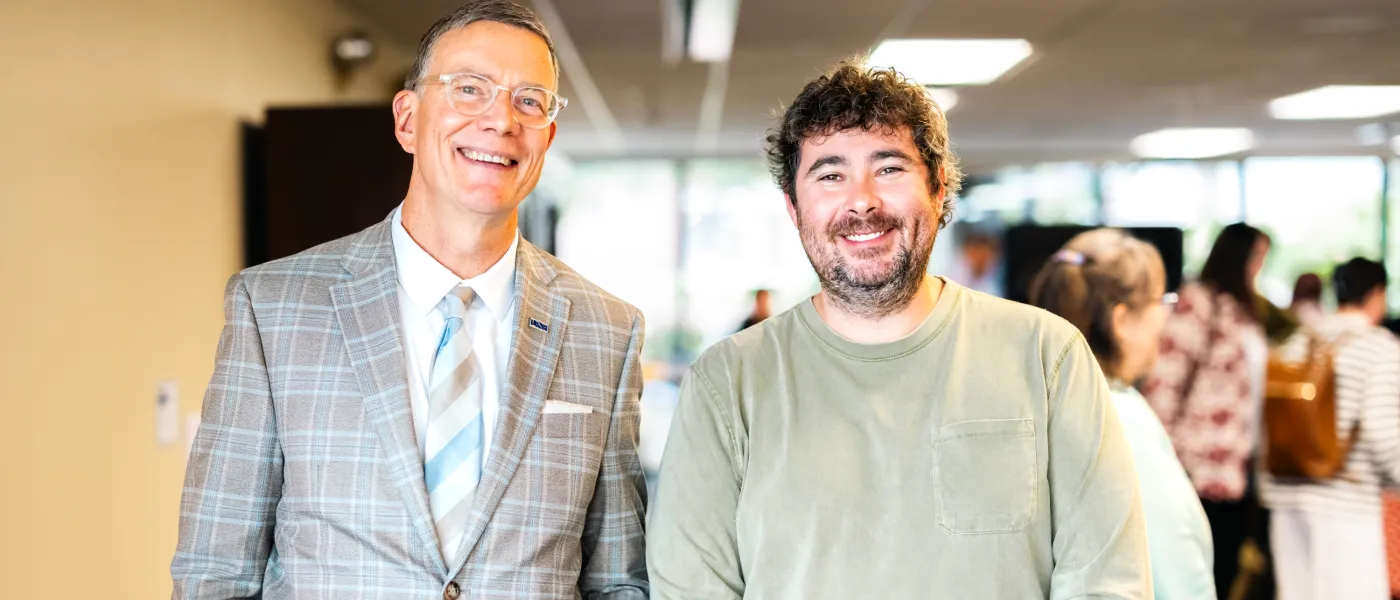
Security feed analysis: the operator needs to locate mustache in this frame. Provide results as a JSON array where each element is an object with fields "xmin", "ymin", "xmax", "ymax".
[{"xmin": 828, "ymin": 212, "xmax": 904, "ymax": 238}]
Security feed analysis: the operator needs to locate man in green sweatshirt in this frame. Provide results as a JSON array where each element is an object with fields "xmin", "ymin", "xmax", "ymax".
[{"xmin": 647, "ymin": 62, "xmax": 1152, "ymax": 599}]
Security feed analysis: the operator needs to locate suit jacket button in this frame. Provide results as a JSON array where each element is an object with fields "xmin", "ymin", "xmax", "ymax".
[{"xmin": 444, "ymin": 582, "xmax": 461, "ymax": 600}]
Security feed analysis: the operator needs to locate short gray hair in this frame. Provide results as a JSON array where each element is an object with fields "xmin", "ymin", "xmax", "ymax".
[{"xmin": 403, "ymin": 0, "xmax": 560, "ymax": 90}]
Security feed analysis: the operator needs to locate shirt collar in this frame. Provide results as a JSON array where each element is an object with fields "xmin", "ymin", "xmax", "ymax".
[
  {"xmin": 390, "ymin": 205, "xmax": 519, "ymax": 319},
  {"xmin": 1330, "ymin": 311, "xmax": 1373, "ymax": 331}
]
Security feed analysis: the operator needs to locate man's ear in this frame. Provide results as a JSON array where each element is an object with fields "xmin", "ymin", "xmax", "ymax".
[
  {"xmin": 932, "ymin": 165, "xmax": 949, "ymax": 221},
  {"xmin": 785, "ymin": 194, "xmax": 799, "ymax": 229},
  {"xmin": 392, "ymin": 89, "xmax": 418, "ymax": 154},
  {"xmin": 1369, "ymin": 286, "xmax": 1389, "ymax": 320}
]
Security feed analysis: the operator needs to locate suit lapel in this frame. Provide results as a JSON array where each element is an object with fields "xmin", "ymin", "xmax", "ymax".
[
  {"xmin": 449, "ymin": 240, "xmax": 570, "ymax": 575},
  {"xmin": 330, "ymin": 216, "xmax": 445, "ymax": 573}
]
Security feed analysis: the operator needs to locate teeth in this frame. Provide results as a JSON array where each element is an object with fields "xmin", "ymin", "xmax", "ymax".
[
  {"xmin": 845, "ymin": 231, "xmax": 884, "ymax": 242},
  {"xmin": 462, "ymin": 150, "xmax": 515, "ymax": 166}
]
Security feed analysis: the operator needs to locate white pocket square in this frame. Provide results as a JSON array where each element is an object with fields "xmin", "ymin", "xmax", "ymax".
[{"xmin": 543, "ymin": 401, "xmax": 594, "ymax": 415}]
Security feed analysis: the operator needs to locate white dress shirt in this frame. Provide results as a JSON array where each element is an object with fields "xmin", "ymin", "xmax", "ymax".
[{"xmin": 390, "ymin": 206, "xmax": 518, "ymax": 465}]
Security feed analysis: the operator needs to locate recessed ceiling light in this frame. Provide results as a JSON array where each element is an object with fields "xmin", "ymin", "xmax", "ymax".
[
  {"xmin": 925, "ymin": 87, "xmax": 959, "ymax": 112},
  {"xmin": 1269, "ymin": 86, "xmax": 1400, "ymax": 120},
  {"xmin": 688, "ymin": 0, "xmax": 740, "ymax": 63},
  {"xmin": 867, "ymin": 39, "xmax": 1033, "ymax": 86},
  {"xmin": 1130, "ymin": 128, "xmax": 1255, "ymax": 159}
]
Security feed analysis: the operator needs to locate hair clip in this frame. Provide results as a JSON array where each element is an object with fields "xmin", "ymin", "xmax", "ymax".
[{"xmin": 1052, "ymin": 249, "xmax": 1087, "ymax": 266}]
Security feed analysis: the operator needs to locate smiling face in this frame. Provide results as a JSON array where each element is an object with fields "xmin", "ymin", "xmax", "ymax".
[
  {"xmin": 392, "ymin": 20, "xmax": 558, "ymax": 221},
  {"xmin": 787, "ymin": 126, "xmax": 944, "ymax": 318}
]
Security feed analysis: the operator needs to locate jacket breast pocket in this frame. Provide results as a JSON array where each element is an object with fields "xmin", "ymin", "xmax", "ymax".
[
  {"xmin": 932, "ymin": 418, "xmax": 1038, "ymax": 535},
  {"xmin": 540, "ymin": 410, "xmax": 603, "ymax": 441},
  {"xmin": 534, "ymin": 410, "xmax": 608, "ymax": 469}
]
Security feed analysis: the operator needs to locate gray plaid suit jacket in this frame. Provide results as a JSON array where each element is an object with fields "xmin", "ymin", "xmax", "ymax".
[{"xmin": 172, "ymin": 214, "xmax": 649, "ymax": 599}]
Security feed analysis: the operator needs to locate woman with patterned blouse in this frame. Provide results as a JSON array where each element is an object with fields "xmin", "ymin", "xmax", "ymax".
[{"xmin": 1143, "ymin": 222, "xmax": 1273, "ymax": 599}]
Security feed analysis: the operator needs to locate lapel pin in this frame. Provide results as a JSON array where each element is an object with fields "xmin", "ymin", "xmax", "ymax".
[{"xmin": 528, "ymin": 318, "xmax": 549, "ymax": 332}]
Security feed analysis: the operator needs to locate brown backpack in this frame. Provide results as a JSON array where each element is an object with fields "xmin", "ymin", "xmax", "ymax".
[{"xmin": 1263, "ymin": 335, "xmax": 1359, "ymax": 479}]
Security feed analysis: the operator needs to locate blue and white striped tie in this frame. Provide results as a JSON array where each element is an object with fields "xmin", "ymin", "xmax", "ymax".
[{"xmin": 423, "ymin": 286, "xmax": 484, "ymax": 563}]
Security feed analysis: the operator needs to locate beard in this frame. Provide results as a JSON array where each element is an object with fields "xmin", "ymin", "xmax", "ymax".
[{"xmin": 798, "ymin": 208, "xmax": 936, "ymax": 319}]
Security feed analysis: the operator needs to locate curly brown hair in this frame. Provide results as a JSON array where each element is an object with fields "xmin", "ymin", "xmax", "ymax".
[{"xmin": 765, "ymin": 60, "xmax": 962, "ymax": 228}]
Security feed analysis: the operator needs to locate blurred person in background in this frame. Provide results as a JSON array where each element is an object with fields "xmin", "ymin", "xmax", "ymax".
[
  {"xmin": 1261, "ymin": 258, "xmax": 1400, "ymax": 600},
  {"xmin": 171, "ymin": 2, "xmax": 648, "ymax": 598},
  {"xmin": 648, "ymin": 61, "xmax": 1149, "ymax": 599},
  {"xmin": 1256, "ymin": 290, "xmax": 1302, "ymax": 346},
  {"xmin": 947, "ymin": 224, "xmax": 1004, "ymax": 297},
  {"xmin": 737, "ymin": 288, "xmax": 773, "ymax": 331},
  {"xmin": 1144, "ymin": 222, "xmax": 1273, "ymax": 599},
  {"xmin": 1030, "ymin": 229, "xmax": 1216, "ymax": 600},
  {"xmin": 1289, "ymin": 273, "xmax": 1324, "ymax": 330}
]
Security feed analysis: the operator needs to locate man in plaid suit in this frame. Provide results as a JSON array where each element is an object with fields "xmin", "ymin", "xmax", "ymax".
[{"xmin": 171, "ymin": 2, "xmax": 648, "ymax": 598}]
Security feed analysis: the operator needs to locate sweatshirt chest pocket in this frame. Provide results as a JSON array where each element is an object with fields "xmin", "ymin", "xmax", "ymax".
[{"xmin": 932, "ymin": 418, "xmax": 1038, "ymax": 535}]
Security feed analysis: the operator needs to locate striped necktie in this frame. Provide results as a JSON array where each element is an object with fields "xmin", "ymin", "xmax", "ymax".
[{"xmin": 423, "ymin": 286, "xmax": 484, "ymax": 564}]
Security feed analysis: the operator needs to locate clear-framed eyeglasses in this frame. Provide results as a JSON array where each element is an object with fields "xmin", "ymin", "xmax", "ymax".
[{"xmin": 417, "ymin": 72, "xmax": 568, "ymax": 129}]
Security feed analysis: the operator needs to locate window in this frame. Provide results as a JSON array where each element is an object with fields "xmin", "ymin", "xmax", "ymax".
[
  {"xmin": 1243, "ymin": 157, "xmax": 1384, "ymax": 307},
  {"xmin": 960, "ymin": 162, "xmax": 1099, "ymax": 225},
  {"xmin": 554, "ymin": 161, "xmax": 680, "ymax": 362},
  {"xmin": 1387, "ymin": 159, "xmax": 1400, "ymax": 311},
  {"xmin": 1102, "ymin": 161, "xmax": 1243, "ymax": 275},
  {"xmin": 678, "ymin": 160, "xmax": 817, "ymax": 358}
]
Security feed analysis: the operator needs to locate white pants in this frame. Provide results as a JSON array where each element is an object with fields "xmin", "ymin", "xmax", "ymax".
[{"xmin": 1270, "ymin": 506, "xmax": 1389, "ymax": 600}]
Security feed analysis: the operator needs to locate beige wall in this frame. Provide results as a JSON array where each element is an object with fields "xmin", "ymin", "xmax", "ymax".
[{"xmin": 0, "ymin": 1, "xmax": 412, "ymax": 596}]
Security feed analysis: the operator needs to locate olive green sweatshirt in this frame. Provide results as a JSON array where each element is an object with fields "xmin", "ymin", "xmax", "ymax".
[{"xmin": 648, "ymin": 280, "xmax": 1151, "ymax": 599}]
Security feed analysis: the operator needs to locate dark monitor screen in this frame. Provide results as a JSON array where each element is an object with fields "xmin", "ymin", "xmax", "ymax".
[{"xmin": 1001, "ymin": 225, "xmax": 1185, "ymax": 304}]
